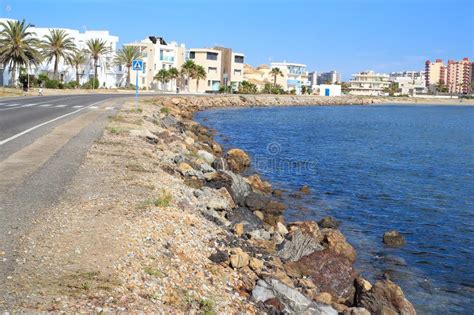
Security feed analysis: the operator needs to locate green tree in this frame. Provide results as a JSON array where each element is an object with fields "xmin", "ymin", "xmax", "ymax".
[
  {"xmin": 180, "ymin": 60, "xmax": 196, "ymax": 92},
  {"xmin": 238, "ymin": 80, "xmax": 258, "ymax": 94},
  {"xmin": 114, "ymin": 45, "xmax": 141, "ymax": 87},
  {"xmin": 436, "ymin": 80, "xmax": 448, "ymax": 93},
  {"xmin": 270, "ymin": 67, "xmax": 284, "ymax": 90},
  {"xmin": 67, "ymin": 50, "xmax": 87, "ymax": 87},
  {"xmin": 167, "ymin": 67, "xmax": 179, "ymax": 91},
  {"xmin": 193, "ymin": 65, "xmax": 207, "ymax": 92},
  {"xmin": 0, "ymin": 19, "xmax": 41, "ymax": 87},
  {"xmin": 154, "ymin": 69, "xmax": 170, "ymax": 91},
  {"xmin": 86, "ymin": 38, "xmax": 111, "ymax": 88},
  {"xmin": 383, "ymin": 82, "xmax": 400, "ymax": 96},
  {"xmin": 301, "ymin": 85, "xmax": 308, "ymax": 95},
  {"xmin": 42, "ymin": 29, "xmax": 76, "ymax": 80}
]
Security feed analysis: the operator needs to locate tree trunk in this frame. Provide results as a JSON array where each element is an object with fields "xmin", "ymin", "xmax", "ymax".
[
  {"xmin": 94, "ymin": 58, "xmax": 98, "ymax": 88},
  {"xmin": 54, "ymin": 55, "xmax": 59, "ymax": 80},
  {"xmin": 76, "ymin": 65, "xmax": 80, "ymax": 87},
  {"xmin": 10, "ymin": 63, "xmax": 17, "ymax": 87},
  {"xmin": 126, "ymin": 66, "xmax": 131, "ymax": 87},
  {"xmin": 196, "ymin": 79, "xmax": 199, "ymax": 93}
]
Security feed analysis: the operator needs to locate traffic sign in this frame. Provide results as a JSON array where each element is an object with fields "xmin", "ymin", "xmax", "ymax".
[{"xmin": 132, "ymin": 59, "xmax": 143, "ymax": 71}]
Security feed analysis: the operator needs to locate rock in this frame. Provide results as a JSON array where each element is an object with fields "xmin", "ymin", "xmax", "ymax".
[
  {"xmin": 355, "ymin": 279, "xmax": 416, "ymax": 315},
  {"xmin": 197, "ymin": 150, "xmax": 215, "ymax": 164},
  {"xmin": 254, "ymin": 210, "xmax": 264, "ymax": 221},
  {"xmin": 318, "ymin": 216, "xmax": 341, "ymax": 229},
  {"xmin": 212, "ymin": 143, "xmax": 222, "ymax": 155},
  {"xmin": 285, "ymin": 249, "xmax": 357, "ymax": 299},
  {"xmin": 234, "ymin": 223, "xmax": 244, "ymax": 237},
  {"xmin": 314, "ymin": 292, "xmax": 333, "ymax": 305},
  {"xmin": 354, "ymin": 277, "xmax": 373, "ymax": 292},
  {"xmin": 216, "ymin": 187, "xmax": 236, "ymax": 209},
  {"xmin": 226, "ymin": 171, "xmax": 252, "ymax": 206},
  {"xmin": 300, "ymin": 185, "xmax": 311, "ymax": 194},
  {"xmin": 252, "ymin": 279, "xmax": 275, "ymax": 302},
  {"xmin": 383, "ymin": 230, "xmax": 406, "ymax": 247},
  {"xmin": 245, "ymin": 192, "xmax": 270, "ymax": 211},
  {"xmin": 129, "ymin": 129, "xmax": 159, "ymax": 143},
  {"xmin": 208, "ymin": 250, "xmax": 229, "ymax": 264},
  {"xmin": 226, "ymin": 148, "xmax": 251, "ymax": 173},
  {"xmin": 184, "ymin": 137, "xmax": 194, "ymax": 145},
  {"xmin": 332, "ymin": 303, "xmax": 349, "ymax": 313},
  {"xmin": 211, "ymin": 157, "xmax": 227, "ymax": 171},
  {"xmin": 272, "ymin": 189, "xmax": 283, "ymax": 197},
  {"xmin": 248, "ymin": 229, "xmax": 271, "ymax": 241},
  {"xmin": 321, "ymin": 229, "xmax": 357, "ymax": 262},
  {"xmin": 246, "ymin": 174, "xmax": 272, "ymax": 194},
  {"xmin": 178, "ymin": 162, "xmax": 195, "ymax": 176},
  {"xmin": 200, "ymin": 208, "xmax": 231, "ymax": 227},
  {"xmin": 263, "ymin": 200, "xmax": 286, "ymax": 214},
  {"xmin": 230, "ymin": 248, "xmax": 250, "ymax": 269},
  {"xmin": 264, "ymin": 298, "xmax": 285, "ymax": 312},
  {"xmin": 278, "ymin": 222, "xmax": 323, "ymax": 262},
  {"xmin": 249, "ymin": 257, "xmax": 264, "ymax": 272},
  {"xmin": 276, "ymin": 222, "xmax": 289, "ymax": 235},
  {"xmin": 160, "ymin": 114, "xmax": 179, "ymax": 129},
  {"xmin": 171, "ymin": 97, "xmax": 180, "ymax": 105},
  {"xmin": 343, "ymin": 307, "xmax": 371, "ymax": 315},
  {"xmin": 298, "ymin": 278, "xmax": 316, "ymax": 289}
]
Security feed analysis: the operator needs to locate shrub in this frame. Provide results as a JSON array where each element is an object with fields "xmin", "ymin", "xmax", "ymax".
[
  {"xmin": 82, "ymin": 78, "xmax": 100, "ymax": 89},
  {"xmin": 64, "ymin": 81, "xmax": 79, "ymax": 89},
  {"xmin": 160, "ymin": 107, "xmax": 170, "ymax": 114},
  {"xmin": 45, "ymin": 79, "xmax": 59, "ymax": 89}
]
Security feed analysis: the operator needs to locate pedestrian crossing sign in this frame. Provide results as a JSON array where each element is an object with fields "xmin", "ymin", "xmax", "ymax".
[{"xmin": 132, "ymin": 59, "xmax": 143, "ymax": 71}]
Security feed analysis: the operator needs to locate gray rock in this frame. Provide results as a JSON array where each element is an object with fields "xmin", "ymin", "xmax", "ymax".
[
  {"xmin": 226, "ymin": 207, "xmax": 264, "ymax": 231},
  {"xmin": 173, "ymin": 154, "xmax": 185, "ymax": 164},
  {"xmin": 160, "ymin": 114, "xmax": 178, "ymax": 129},
  {"xmin": 200, "ymin": 208, "xmax": 231, "ymax": 227},
  {"xmin": 225, "ymin": 171, "xmax": 251, "ymax": 206},
  {"xmin": 245, "ymin": 192, "xmax": 271, "ymax": 211},
  {"xmin": 248, "ymin": 228, "xmax": 271, "ymax": 241},
  {"xmin": 277, "ymin": 229, "xmax": 324, "ymax": 262},
  {"xmin": 212, "ymin": 157, "xmax": 228, "ymax": 171},
  {"xmin": 197, "ymin": 150, "xmax": 215, "ymax": 164},
  {"xmin": 318, "ymin": 216, "xmax": 340, "ymax": 229},
  {"xmin": 198, "ymin": 162, "xmax": 215, "ymax": 173},
  {"xmin": 252, "ymin": 279, "xmax": 275, "ymax": 302}
]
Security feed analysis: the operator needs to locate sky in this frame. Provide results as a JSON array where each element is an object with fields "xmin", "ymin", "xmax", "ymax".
[{"xmin": 1, "ymin": 0, "xmax": 473, "ymax": 80}]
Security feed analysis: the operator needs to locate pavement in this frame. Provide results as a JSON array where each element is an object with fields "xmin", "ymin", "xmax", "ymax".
[{"xmin": 0, "ymin": 93, "xmax": 135, "ymax": 292}]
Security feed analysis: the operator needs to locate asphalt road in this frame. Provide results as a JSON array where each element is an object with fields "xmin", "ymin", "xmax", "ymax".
[{"xmin": 0, "ymin": 93, "xmax": 135, "ymax": 302}]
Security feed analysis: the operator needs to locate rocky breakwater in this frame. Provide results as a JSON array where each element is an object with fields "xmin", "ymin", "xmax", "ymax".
[{"xmin": 138, "ymin": 95, "xmax": 415, "ymax": 314}]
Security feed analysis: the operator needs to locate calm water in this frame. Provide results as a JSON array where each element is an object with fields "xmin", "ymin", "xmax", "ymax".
[{"xmin": 195, "ymin": 105, "xmax": 474, "ymax": 314}]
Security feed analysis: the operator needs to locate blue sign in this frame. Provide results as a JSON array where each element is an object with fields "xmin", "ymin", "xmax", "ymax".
[{"xmin": 132, "ymin": 59, "xmax": 143, "ymax": 71}]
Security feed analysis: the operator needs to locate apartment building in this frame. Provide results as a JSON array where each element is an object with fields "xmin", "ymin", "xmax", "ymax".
[
  {"xmin": 187, "ymin": 46, "xmax": 245, "ymax": 93},
  {"xmin": 389, "ymin": 71, "xmax": 426, "ymax": 95},
  {"xmin": 270, "ymin": 62, "xmax": 310, "ymax": 94},
  {"xmin": 0, "ymin": 18, "xmax": 120, "ymax": 87},
  {"xmin": 446, "ymin": 58, "xmax": 473, "ymax": 94},
  {"xmin": 308, "ymin": 71, "xmax": 318, "ymax": 90},
  {"xmin": 348, "ymin": 70, "xmax": 390, "ymax": 96},
  {"xmin": 126, "ymin": 36, "xmax": 186, "ymax": 90},
  {"xmin": 318, "ymin": 71, "xmax": 341, "ymax": 84},
  {"xmin": 425, "ymin": 59, "xmax": 447, "ymax": 92}
]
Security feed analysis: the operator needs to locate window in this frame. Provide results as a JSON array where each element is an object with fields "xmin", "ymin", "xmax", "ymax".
[
  {"xmin": 142, "ymin": 77, "xmax": 145, "ymax": 84},
  {"xmin": 234, "ymin": 69, "xmax": 242, "ymax": 76},
  {"xmin": 143, "ymin": 62, "xmax": 146, "ymax": 74},
  {"xmin": 234, "ymin": 55, "xmax": 244, "ymax": 63},
  {"xmin": 189, "ymin": 51, "xmax": 195, "ymax": 59},
  {"xmin": 206, "ymin": 52, "xmax": 218, "ymax": 60},
  {"xmin": 208, "ymin": 67, "xmax": 218, "ymax": 73},
  {"xmin": 208, "ymin": 80, "xmax": 211, "ymax": 86}
]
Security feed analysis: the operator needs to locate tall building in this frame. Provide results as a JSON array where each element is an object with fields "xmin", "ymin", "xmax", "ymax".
[
  {"xmin": 425, "ymin": 59, "xmax": 447, "ymax": 92},
  {"xmin": 318, "ymin": 71, "xmax": 341, "ymax": 84},
  {"xmin": 126, "ymin": 36, "xmax": 186, "ymax": 90},
  {"xmin": 348, "ymin": 70, "xmax": 390, "ymax": 96},
  {"xmin": 187, "ymin": 47, "xmax": 245, "ymax": 93},
  {"xmin": 270, "ymin": 62, "xmax": 310, "ymax": 94},
  {"xmin": 446, "ymin": 58, "xmax": 473, "ymax": 94},
  {"xmin": 0, "ymin": 17, "xmax": 120, "ymax": 88},
  {"xmin": 308, "ymin": 71, "xmax": 318, "ymax": 90}
]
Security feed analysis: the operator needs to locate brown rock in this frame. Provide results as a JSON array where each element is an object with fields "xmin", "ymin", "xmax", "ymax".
[
  {"xmin": 234, "ymin": 223, "xmax": 244, "ymax": 237},
  {"xmin": 254, "ymin": 210, "xmax": 264, "ymax": 221},
  {"xmin": 230, "ymin": 248, "xmax": 250, "ymax": 269},
  {"xmin": 217, "ymin": 187, "xmax": 236, "ymax": 209},
  {"xmin": 177, "ymin": 162, "xmax": 194, "ymax": 176},
  {"xmin": 321, "ymin": 229, "xmax": 357, "ymax": 262},
  {"xmin": 314, "ymin": 292, "xmax": 333, "ymax": 305},
  {"xmin": 355, "ymin": 279, "xmax": 416, "ymax": 315},
  {"xmin": 298, "ymin": 278, "xmax": 316, "ymax": 289},
  {"xmin": 383, "ymin": 230, "xmax": 406, "ymax": 247},
  {"xmin": 212, "ymin": 143, "xmax": 222, "ymax": 155},
  {"xmin": 276, "ymin": 222, "xmax": 289, "ymax": 235},
  {"xmin": 343, "ymin": 307, "xmax": 371, "ymax": 315},
  {"xmin": 272, "ymin": 189, "xmax": 283, "ymax": 197},
  {"xmin": 249, "ymin": 257, "xmax": 264, "ymax": 273},
  {"xmin": 264, "ymin": 298, "xmax": 285, "ymax": 312},
  {"xmin": 332, "ymin": 303, "xmax": 349, "ymax": 313},
  {"xmin": 247, "ymin": 174, "xmax": 272, "ymax": 194},
  {"xmin": 288, "ymin": 221, "xmax": 322, "ymax": 240},
  {"xmin": 300, "ymin": 185, "xmax": 311, "ymax": 194},
  {"xmin": 226, "ymin": 148, "xmax": 251, "ymax": 173}
]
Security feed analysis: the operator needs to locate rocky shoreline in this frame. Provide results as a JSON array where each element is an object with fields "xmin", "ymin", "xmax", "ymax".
[{"xmin": 3, "ymin": 95, "xmax": 415, "ymax": 313}]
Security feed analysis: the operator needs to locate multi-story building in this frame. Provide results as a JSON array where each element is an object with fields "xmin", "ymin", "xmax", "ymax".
[
  {"xmin": 348, "ymin": 70, "xmax": 390, "ymax": 96},
  {"xmin": 308, "ymin": 71, "xmax": 318, "ymax": 90},
  {"xmin": 126, "ymin": 36, "xmax": 186, "ymax": 91},
  {"xmin": 270, "ymin": 62, "xmax": 310, "ymax": 94},
  {"xmin": 318, "ymin": 71, "xmax": 341, "ymax": 84},
  {"xmin": 446, "ymin": 58, "xmax": 473, "ymax": 94},
  {"xmin": 187, "ymin": 47, "xmax": 245, "ymax": 93},
  {"xmin": 425, "ymin": 59, "xmax": 447, "ymax": 92},
  {"xmin": 389, "ymin": 71, "xmax": 426, "ymax": 95},
  {"xmin": 0, "ymin": 17, "xmax": 120, "ymax": 88}
]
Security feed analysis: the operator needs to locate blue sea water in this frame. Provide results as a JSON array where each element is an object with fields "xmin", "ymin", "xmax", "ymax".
[{"xmin": 195, "ymin": 105, "xmax": 474, "ymax": 314}]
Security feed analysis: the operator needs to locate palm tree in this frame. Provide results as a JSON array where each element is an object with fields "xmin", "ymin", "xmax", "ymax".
[
  {"xmin": 85, "ymin": 38, "xmax": 111, "ymax": 87},
  {"xmin": 154, "ymin": 69, "xmax": 170, "ymax": 91},
  {"xmin": 0, "ymin": 19, "xmax": 41, "ymax": 87},
  {"xmin": 67, "ymin": 50, "xmax": 87, "ymax": 87},
  {"xmin": 180, "ymin": 60, "xmax": 196, "ymax": 92},
  {"xmin": 168, "ymin": 67, "xmax": 179, "ymax": 91},
  {"xmin": 270, "ymin": 67, "xmax": 284, "ymax": 89},
  {"xmin": 42, "ymin": 29, "xmax": 76, "ymax": 80},
  {"xmin": 114, "ymin": 45, "xmax": 141, "ymax": 87},
  {"xmin": 193, "ymin": 65, "xmax": 207, "ymax": 92}
]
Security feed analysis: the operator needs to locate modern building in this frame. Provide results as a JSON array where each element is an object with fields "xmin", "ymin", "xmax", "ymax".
[
  {"xmin": 270, "ymin": 61, "xmax": 310, "ymax": 94},
  {"xmin": 318, "ymin": 71, "xmax": 341, "ymax": 84},
  {"xmin": 425, "ymin": 59, "xmax": 447, "ymax": 92},
  {"xmin": 187, "ymin": 46, "xmax": 245, "ymax": 93},
  {"xmin": 348, "ymin": 70, "xmax": 390, "ymax": 96},
  {"xmin": 126, "ymin": 36, "xmax": 186, "ymax": 91},
  {"xmin": 0, "ymin": 17, "xmax": 120, "ymax": 88},
  {"xmin": 389, "ymin": 71, "xmax": 426, "ymax": 95},
  {"xmin": 308, "ymin": 71, "xmax": 318, "ymax": 90},
  {"xmin": 446, "ymin": 58, "xmax": 473, "ymax": 94}
]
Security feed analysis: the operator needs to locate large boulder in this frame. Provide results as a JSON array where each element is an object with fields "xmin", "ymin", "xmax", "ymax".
[
  {"xmin": 321, "ymin": 229, "xmax": 357, "ymax": 262},
  {"xmin": 278, "ymin": 222, "xmax": 324, "ymax": 262},
  {"xmin": 286, "ymin": 249, "xmax": 357, "ymax": 300},
  {"xmin": 318, "ymin": 216, "xmax": 341, "ymax": 229},
  {"xmin": 245, "ymin": 192, "xmax": 271, "ymax": 211},
  {"xmin": 354, "ymin": 279, "xmax": 416, "ymax": 315},
  {"xmin": 206, "ymin": 171, "xmax": 251, "ymax": 206},
  {"xmin": 383, "ymin": 230, "xmax": 406, "ymax": 247},
  {"xmin": 225, "ymin": 148, "xmax": 251, "ymax": 173},
  {"xmin": 246, "ymin": 174, "xmax": 272, "ymax": 194}
]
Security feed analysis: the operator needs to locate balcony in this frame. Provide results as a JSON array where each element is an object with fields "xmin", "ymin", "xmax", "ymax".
[{"xmin": 160, "ymin": 55, "xmax": 175, "ymax": 62}]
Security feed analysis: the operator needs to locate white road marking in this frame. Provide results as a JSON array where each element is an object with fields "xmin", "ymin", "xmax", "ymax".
[
  {"xmin": 89, "ymin": 106, "xmax": 98, "ymax": 109},
  {"xmin": 0, "ymin": 99, "xmax": 110, "ymax": 146},
  {"xmin": 5, "ymin": 104, "xmax": 19, "ymax": 107},
  {"xmin": 39, "ymin": 104, "xmax": 52, "ymax": 107},
  {"xmin": 105, "ymin": 106, "xmax": 114, "ymax": 110},
  {"xmin": 55, "ymin": 105, "xmax": 67, "ymax": 108},
  {"xmin": 21, "ymin": 103, "xmax": 38, "ymax": 107},
  {"xmin": 72, "ymin": 105, "xmax": 83, "ymax": 108}
]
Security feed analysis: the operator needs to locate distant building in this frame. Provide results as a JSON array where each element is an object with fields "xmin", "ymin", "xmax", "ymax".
[
  {"xmin": 389, "ymin": 71, "xmax": 426, "ymax": 95},
  {"xmin": 308, "ymin": 71, "xmax": 318, "ymax": 91},
  {"xmin": 317, "ymin": 84, "xmax": 341, "ymax": 97},
  {"xmin": 446, "ymin": 58, "xmax": 473, "ymax": 94},
  {"xmin": 270, "ymin": 61, "xmax": 310, "ymax": 94},
  {"xmin": 348, "ymin": 70, "xmax": 390, "ymax": 96},
  {"xmin": 318, "ymin": 71, "xmax": 341, "ymax": 84},
  {"xmin": 126, "ymin": 36, "xmax": 186, "ymax": 90},
  {"xmin": 0, "ymin": 17, "xmax": 120, "ymax": 87},
  {"xmin": 425, "ymin": 59, "xmax": 447, "ymax": 92}
]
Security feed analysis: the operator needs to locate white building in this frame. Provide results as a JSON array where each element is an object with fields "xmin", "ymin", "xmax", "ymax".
[
  {"xmin": 270, "ymin": 62, "xmax": 310, "ymax": 94},
  {"xmin": 316, "ymin": 84, "xmax": 342, "ymax": 97},
  {"xmin": 0, "ymin": 18, "xmax": 121, "ymax": 88},
  {"xmin": 348, "ymin": 70, "xmax": 390, "ymax": 96},
  {"xmin": 308, "ymin": 71, "xmax": 318, "ymax": 91},
  {"xmin": 389, "ymin": 71, "xmax": 426, "ymax": 95}
]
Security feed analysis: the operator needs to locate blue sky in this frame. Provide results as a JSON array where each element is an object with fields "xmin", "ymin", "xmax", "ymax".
[{"xmin": 1, "ymin": 0, "xmax": 473, "ymax": 80}]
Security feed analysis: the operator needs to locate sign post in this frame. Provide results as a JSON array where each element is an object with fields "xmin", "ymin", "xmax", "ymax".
[{"xmin": 132, "ymin": 59, "xmax": 143, "ymax": 110}]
